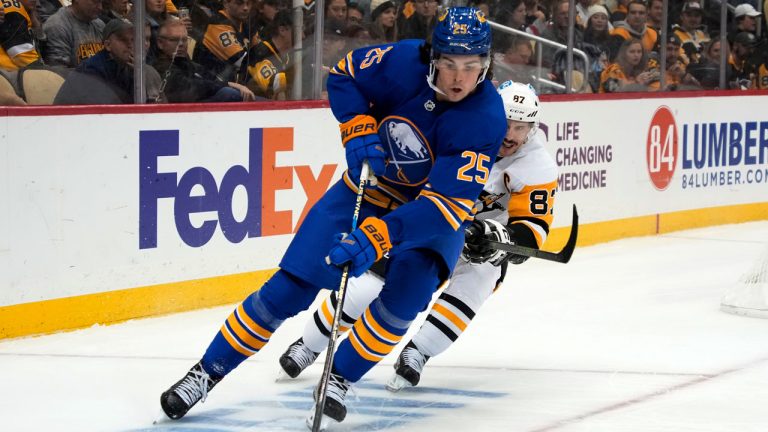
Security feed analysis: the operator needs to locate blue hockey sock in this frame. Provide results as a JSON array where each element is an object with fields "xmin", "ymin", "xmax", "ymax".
[
  {"xmin": 333, "ymin": 298, "xmax": 410, "ymax": 382},
  {"xmin": 201, "ymin": 290, "xmax": 283, "ymax": 379}
]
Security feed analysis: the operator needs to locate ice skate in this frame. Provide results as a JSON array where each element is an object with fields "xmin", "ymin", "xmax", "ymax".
[
  {"xmin": 386, "ymin": 341, "xmax": 429, "ymax": 392},
  {"xmin": 306, "ymin": 371, "xmax": 351, "ymax": 430},
  {"xmin": 160, "ymin": 361, "xmax": 221, "ymax": 420},
  {"xmin": 278, "ymin": 338, "xmax": 320, "ymax": 379}
]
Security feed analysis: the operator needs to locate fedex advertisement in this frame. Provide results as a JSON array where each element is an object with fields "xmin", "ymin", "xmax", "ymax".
[
  {"xmin": 1, "ymin": 107, "xmax": 343, "ymax": 305},
  {"xmin": 1, "ymin": 94, "xmax": 766, "ymax": 314}
]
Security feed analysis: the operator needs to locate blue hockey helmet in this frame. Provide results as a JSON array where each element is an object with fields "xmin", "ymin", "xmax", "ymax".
[
  {"xmin": 431, "ymin": 7, "xmax": 492, "ymax": 57},
  {"xmin": 428, "ymin": 7, "xmax": 492, "ymax": 94}
]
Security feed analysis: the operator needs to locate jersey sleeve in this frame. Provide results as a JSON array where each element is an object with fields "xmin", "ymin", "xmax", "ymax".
[
  {"xmin": 326, "ymin": 41, "xmax": 413, "ymax": 123},
  {"xmin": 0, "ymin": 9, "xmax": 37, "ymax": 68}
]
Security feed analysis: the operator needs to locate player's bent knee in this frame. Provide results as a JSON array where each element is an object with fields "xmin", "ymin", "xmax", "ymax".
[
  {"xmin": 257, "ymin": 270, "xmax": 321, "ymax": 320},
  {"xmin": 379, "ymin": 249, "xmax": 443, "ymax": 321}
]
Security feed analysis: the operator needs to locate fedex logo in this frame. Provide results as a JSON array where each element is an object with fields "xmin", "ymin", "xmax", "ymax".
[{"xmin": 139, "ymin": 128, "xmax": 338, "ymax": 249}]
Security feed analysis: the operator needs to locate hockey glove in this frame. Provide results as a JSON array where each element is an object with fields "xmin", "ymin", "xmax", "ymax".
[
  {"xmin": 462, "ymin": 219, "xmax": 513, "ymax": 266},
  {"xmin": 327, "ymin": 217, "xmax": 392, "ymax": 277},
  {"xmin": 340, "ymin": 115, "xmax": 387, "ymax": 181}
]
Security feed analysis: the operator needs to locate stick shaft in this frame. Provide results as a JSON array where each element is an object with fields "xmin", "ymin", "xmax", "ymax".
[{"xmin": 312, "ymin": 163, "xmax": 371, "ymax": 431}]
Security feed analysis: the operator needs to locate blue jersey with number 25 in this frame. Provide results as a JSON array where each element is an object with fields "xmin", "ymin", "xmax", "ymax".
[{"xmin": 327, "ymin": 39, "xmax": 507, "ymax": 277}]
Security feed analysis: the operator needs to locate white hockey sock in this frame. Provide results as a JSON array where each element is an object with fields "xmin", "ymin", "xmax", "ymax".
[
  {"xmin": 412, "ymin": 292, "xmax": 477, "ymax": 358},
  {"xmin": 302, "ymin": 273, "xmax": 384, "ymax": 353}
]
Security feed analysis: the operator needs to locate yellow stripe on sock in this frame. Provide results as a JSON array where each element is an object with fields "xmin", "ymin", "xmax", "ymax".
[
  {"xmin": 220, "ymin": 324, "xmax": 256, "ymax": 357},
  {"xmin": 227, "ymin": 312, "xmax": 267, "ymax": 351},
  {"xmin": 352, "ymin": 319, "xmax": 395, "ymax": 356},
  {"xmin": 349, "ymin": 330, "xmax": 384, "ymax": 362},
  {"xmin": 235, "ymin": 304, "xmax": 272, "ymax": 340},
  {"xmin": 321, "ymin": 297, "xmax": 334, "ymax": 327},
  {"xmin": 432, "ymin": 303, "xmax": 468, "ymax": 332},
  {"xmin": 362, "ymin": 308, "xmax": 400, "ymax": 343}
]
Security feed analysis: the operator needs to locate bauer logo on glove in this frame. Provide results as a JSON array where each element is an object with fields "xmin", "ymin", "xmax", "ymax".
[
  {"xmin": 339, "ymin": 115, "xmax": 388, "ymax": 180},
  {"xmin": 327, "ymin": 217, "xmax": 392, "ymax": 277}
]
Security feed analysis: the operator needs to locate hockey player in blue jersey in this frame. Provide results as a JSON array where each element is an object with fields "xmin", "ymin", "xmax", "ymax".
[
  {"xmin": 159, "ymin": 6, "xmax": 507, "ymax": 428},
  {"xmin": 276, "ymin": 81, "xmax": 559, "ymax": 394}
]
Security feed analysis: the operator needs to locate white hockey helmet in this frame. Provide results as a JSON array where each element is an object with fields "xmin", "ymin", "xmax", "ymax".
[{"xmin": 497, "ymin": 80, "xmax": 540, "ymax": 140}]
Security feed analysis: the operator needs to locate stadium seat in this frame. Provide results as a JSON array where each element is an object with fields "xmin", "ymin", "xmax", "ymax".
[
  {"xmin": 0, "ymin": 72, "xmax": 26, "ymax": 106},
  {"xmin": 21, "ymin": 69, "xmax": 65, "ymax": 105}
]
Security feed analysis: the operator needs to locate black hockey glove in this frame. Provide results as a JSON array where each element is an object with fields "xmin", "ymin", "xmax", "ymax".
[{"xmin": 462, "ymin": 219, "xmax": 512, "ymax": 266}]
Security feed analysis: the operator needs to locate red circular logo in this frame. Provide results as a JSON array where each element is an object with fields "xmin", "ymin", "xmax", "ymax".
[{"xmin": 646, "ymin": 106, "xmax": 678, "ymax": 191}]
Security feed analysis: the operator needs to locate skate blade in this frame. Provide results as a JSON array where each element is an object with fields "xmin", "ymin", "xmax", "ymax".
[
  {"xmin": 385, "ymin": 374, "xmax": 413, "ymax": 393},
  {"xmin": 305, "ymin": 409, "xmax": 337, "ymax": 431},
  {"xmin": 275, "ymin": 368, "xmax": 291, "ymax": 383},
  {"xmin": 152, "ymin": 406, "xmax": 173, "ymax": 425}
]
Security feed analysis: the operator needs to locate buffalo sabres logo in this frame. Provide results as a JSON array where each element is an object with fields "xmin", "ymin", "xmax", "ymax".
[{"xmin": 378, "ymin": 116, "xmax": 433, "ymax": 185}]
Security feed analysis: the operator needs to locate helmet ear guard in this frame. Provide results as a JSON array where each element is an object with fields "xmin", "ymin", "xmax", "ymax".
[{"xmin": 426, "ymin": 7, "xmax": 492, "ymax": 94}]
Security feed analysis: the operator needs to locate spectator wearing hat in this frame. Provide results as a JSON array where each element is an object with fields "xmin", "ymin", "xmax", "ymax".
[
  {"xmin": 54, "ymin": 18, "xmax": 165, "ymax": 104},
  {"xmin": 728, "ymin": 31, "xmax": 759, "ymax": 88},
  {"xmin": 611, "ymin": 0, "xmax": 659, "ymax": 54},
  {"xmin": 673, "ymin": 1, "xmax": 710, "ymax": 62},
  {"xmin": 733, "ymin": 3, "xmax": 762, "ymax": 34},
  {"xmin": 649, "ymin": 33, "xmax": 698, "ymax": 90},
  {"xmin": 584, "ymin": 4, "xmax": 613, "ymax": 51},
  {"xmin": 43, "ymin": 0, "xmax": 105, "ymax": 68},
  {"xmin": 368, "ymin": 0, "xmax": 396, "ymax": 43},
  {"xmin": 398, "ymin": 0, "xmax": 438, "ymax": 41}
]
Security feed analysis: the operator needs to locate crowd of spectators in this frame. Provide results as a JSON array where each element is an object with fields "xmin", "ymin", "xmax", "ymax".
[
  {"xmin": 0, "ymin": 0, "xmax": 766, "ymax": 104},
  {"xmin": 489, "ymin": 0, "xmax": 768, "ymax": 92}
]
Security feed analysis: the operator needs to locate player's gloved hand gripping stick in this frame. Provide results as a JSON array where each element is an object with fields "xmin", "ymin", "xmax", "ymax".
[
  {"xmin": 340, "ymin": 114, "xmax": 387, "ymax": 181},
  {"xmin": 314, "ymin": 162, "xmax": 386, "ymax": 431}
]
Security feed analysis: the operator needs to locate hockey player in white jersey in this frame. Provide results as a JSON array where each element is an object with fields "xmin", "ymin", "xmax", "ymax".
[{"xmin": 278, "ymin": 81, "xmax": 559, "ymax": 391}]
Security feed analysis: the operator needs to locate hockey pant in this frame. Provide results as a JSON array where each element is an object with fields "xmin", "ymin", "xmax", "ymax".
[{"xmin": 302, "ymin": 258, "xmax": 505, "ymax": 362}]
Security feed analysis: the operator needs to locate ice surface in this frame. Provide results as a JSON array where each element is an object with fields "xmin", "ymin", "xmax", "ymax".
[{"xmin": 2, "ymin": 222, "xmax": 767, "ymax": 431}]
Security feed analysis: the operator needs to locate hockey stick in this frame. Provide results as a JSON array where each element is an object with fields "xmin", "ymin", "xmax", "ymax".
[
  {"xmin": 312, "ymin": 162, "xmax": 372, "ymax": 432},
  {"xmin": 470, "ymin": 204, "xmax": 579, "ymax": 264}
]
